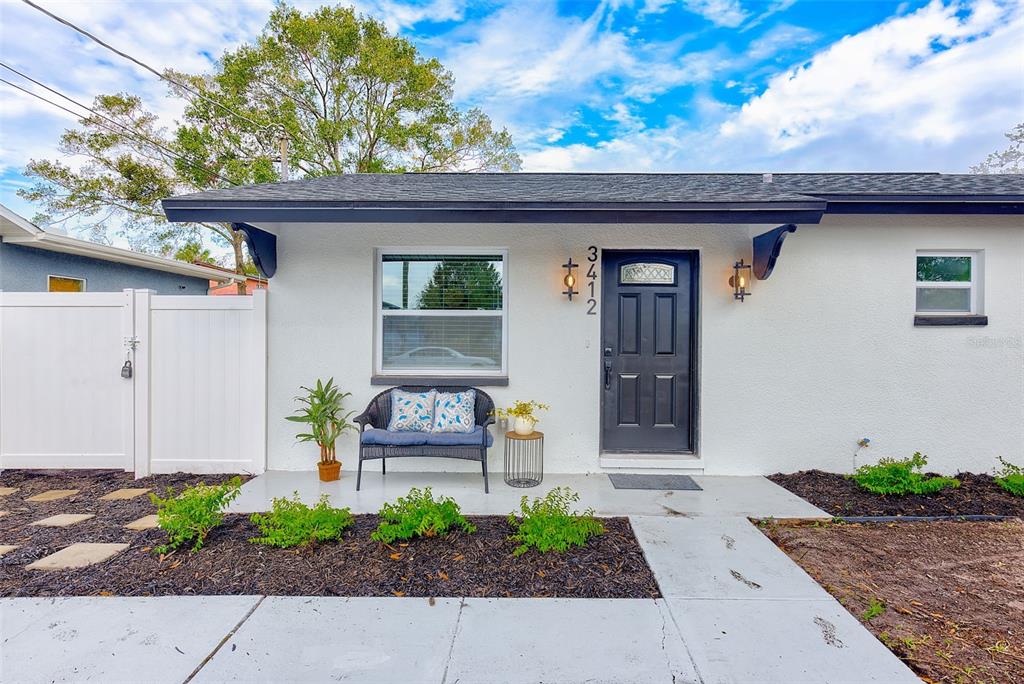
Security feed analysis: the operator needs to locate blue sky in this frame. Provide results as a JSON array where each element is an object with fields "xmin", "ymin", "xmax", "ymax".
[{"xmin": 0, "ymin": 0, "xmax": 1021, "ymax": 240}]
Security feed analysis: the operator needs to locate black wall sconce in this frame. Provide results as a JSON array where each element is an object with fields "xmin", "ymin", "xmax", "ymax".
[
  {"xmin": 562, "ymin": 258, "xmax": 579, "ymax": 301},
  {"xmin": 730, "ymin": 259, "xmax": 752, "ymax": 301}
]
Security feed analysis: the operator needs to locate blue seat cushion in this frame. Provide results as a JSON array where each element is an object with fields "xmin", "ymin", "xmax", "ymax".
[
  {"xmin": 425, "ymin": 426, "xmax": 493, "ymax": 447},
  {"xmin": 361, "ymin": 426, "xmax": 493, "ymax": 447},
  {"xmin": 360, "ymin": 429, "xmax": 429, "ymax": 446}
]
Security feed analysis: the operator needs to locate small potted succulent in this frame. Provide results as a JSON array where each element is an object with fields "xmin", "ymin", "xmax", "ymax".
[
  {"xmin": 493, "ymin": 400, "xmax": 550, "ymax": 436},
  {"xmin": 286, "ymin": 378, "xmax": 357, "ymax": 482}
]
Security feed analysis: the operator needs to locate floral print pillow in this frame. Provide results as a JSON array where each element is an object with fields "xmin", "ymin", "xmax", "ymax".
[
  {"xmin": 388, "ymin": 389, "xmax": 437, "ymax": 432},
  {"xmin": 432, "ymin": 389, "xmax": 476, "ymax": 433}
]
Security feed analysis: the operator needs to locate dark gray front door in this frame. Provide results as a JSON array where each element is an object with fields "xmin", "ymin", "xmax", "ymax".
[{"xmin": 601, "ymin": 251, "xmax": 697, "ymax": 453}]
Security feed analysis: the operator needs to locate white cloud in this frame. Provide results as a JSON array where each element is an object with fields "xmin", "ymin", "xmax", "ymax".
[{"xmin": 682, "ymin": 0, "xmax": 749, "ymax": 28}]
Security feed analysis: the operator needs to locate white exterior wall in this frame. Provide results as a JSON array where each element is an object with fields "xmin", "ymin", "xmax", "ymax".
[{"xmin": 264, "ymin": 215, "xmax": 1023, "ymax": 476}]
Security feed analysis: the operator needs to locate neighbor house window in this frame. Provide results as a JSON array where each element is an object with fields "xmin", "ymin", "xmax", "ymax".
[
  {"xmin": 915, "ymin": 252, "xmax": 980, "ymax": 314},
  {"xmin": 48, "ymin": 275, "xmax": 86, "ymax": 292},
  {"xmin": 376, "ymin": 250, "xmax": 507, "ymax": 377}
]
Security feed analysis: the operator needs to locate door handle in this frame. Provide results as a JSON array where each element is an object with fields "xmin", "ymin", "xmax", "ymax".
[{"xmin": 604, "ymin": 362, "xmax": 612, "ymax": 390}]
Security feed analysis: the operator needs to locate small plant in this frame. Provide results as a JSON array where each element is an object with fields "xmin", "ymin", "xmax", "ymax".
[
  {"xmin": 507, "ymin": 487, "xmax": 605, "ymax": 557},
  {"xmin": 861, "ymin": 598, "xmax": 886, "ymax": 622},
  {"xmin": 850, "ymin": 452, "xmax": 960, "ymax": 496},
  {"xmin": 994, "ymin": 456, "xmax": 1024, "ymax": 497},
  {"xmin": 491, "ymin": 400, "xmax": 550, "ymax": 423},
  {"xmin": 249, "ymin": 493, "xmax": 354, "ymax": 548},
  {"xmin": 371, "ymin": 487, "xmax": 475, "ymax": 544},
  {"xmin": 150, "ymin": 477, "xmax": 242, "ymax": 553},
  {"xmin": 286, "ymin": 378, "xmax": 357, "ymax": 466}
]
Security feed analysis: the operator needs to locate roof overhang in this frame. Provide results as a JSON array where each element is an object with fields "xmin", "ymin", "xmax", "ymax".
[{"xmin": 161, "ymin": 199, "xmax": 829, "ymax": 225}]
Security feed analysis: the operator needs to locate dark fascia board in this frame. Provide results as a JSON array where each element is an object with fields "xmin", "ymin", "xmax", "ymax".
[
  {"xmin": 162, "ymin": 202, "xmax": 828, "ymax": 225},
  {"xmin": 824, "ymin": 200, "xmax": 1024, "ymax": 214}
]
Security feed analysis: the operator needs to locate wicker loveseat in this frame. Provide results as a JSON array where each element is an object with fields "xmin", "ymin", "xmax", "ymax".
[{"xmin": 353, "ymin": 385, "xmax": 495, "ymax": 493}]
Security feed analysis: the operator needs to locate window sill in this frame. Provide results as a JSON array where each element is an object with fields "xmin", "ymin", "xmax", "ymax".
[
  {"xmin": 371, "ymin": 375, "xmax": 509, "ymax": 387},
  {"xmin": 914, "ymin": 314, "xmax": 988, "ymax": 327}
]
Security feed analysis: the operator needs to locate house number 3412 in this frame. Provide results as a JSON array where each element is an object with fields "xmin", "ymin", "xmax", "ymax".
[{"xmin": 586, "ymin": 246, "xmax": 598, "ymax": 315}]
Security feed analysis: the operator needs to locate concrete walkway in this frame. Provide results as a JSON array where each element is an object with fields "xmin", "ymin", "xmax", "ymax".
[{"xmin": 0, "ymin": 512, "xmax": 917, "ymax": 683}]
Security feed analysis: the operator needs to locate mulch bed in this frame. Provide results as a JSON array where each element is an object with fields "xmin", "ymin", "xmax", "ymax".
[
  {"xmin": 762, "ymin": 520, "xmax": 1024, "ymax": 684},
  {"xmin": 0, "ymin": 470, "xmax": 658, "ymax": 599},
  {"xmin": 769, "ymin": 470, "xmax": 1024, "ymax": 517}
]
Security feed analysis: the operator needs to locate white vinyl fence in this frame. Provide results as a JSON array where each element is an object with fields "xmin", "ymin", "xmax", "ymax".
[{"xmin": 0, "ymin": 289, "xmax": 266, "ymax": 476}]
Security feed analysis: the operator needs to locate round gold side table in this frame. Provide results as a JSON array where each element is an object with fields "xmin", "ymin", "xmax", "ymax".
[{"xmin": 503, "ymin": 430, "xmax": 544, "ymax": 488}]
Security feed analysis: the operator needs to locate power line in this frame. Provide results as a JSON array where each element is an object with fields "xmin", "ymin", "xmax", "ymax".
[
  {"xmin": 18, "ymin": 0, "xmax": 273, "ymax": 134},
  {"xmin": 0, "ymin": 73, "xmax": 237, "ymax": 188}
]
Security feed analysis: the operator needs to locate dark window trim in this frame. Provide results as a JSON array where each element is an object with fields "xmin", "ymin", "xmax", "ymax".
[
  {"xmin": 370, "ymin": 375, "xmax": 509, "ymax": 387},
  {"xmin": 914, "ymin": 315, "xmax": 988, "ymax": 327}
]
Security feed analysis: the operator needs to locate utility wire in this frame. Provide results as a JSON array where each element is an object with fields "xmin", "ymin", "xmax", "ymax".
[
  {"xmin": 19, "ymin": 0, "xmax": 274, "ymax": 134},
  {"xmin": 0, "ymin": 73, "xmax": 237, "ymax": 187}
]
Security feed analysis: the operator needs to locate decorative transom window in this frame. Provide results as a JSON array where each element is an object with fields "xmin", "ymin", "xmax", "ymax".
[
  {"xmin": 915, "ymin": 251, "xmax": 981, "ymax": 315},
  {"xmin": 620, "ymin": 262, "xmax": 675, "ymax": 285},
  {"xmin": 376, "ymin": 250, "xmax": 507, "ymax": 376}
]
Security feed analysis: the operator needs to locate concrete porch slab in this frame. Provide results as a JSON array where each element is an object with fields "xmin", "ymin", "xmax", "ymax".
[
  {"xmin": 193, "ymin": 597, "xmax": 462, "ymax": 683},
  {"xmin": 99, "ymin": 488, "xmax": 151, "ymax": 501},
  {"xmin": 26, "ymin": 542, "xmax": 129, "ymax": 570},
  {"xmin": 446, "ymin": 598, "xmax": 699, "ymax": 684},
  {"xmin": 24, "ymin": 489, "xmax": 78, "ymax": 502},
  {"xmin": 231, "ymin": 470, "xmax": 829, "ymax": 518},
  {"xmin": 666, "ymin": 597, "xmax": 919, "ymax": 683},
  {"xmin": 629, "ymin": 516, "xmax": 827, "ymax": 600},
  {"xmin": 0, "ymin": 596, "xmax": 261, "ymax": 684},
  {"xmin": 30, "ymin": 513, "xmax": 95, "ymax": 527}
]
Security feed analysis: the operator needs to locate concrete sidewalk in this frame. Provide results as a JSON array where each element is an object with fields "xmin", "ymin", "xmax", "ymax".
[{"xmin": 0, "ymin": 514, "xmax": 917, "ymax": 684}]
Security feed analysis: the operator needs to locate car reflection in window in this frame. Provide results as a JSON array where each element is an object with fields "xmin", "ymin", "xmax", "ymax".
[{"xmin": 386, "ymin": 346, "xmax": 496, "ymax": 369}]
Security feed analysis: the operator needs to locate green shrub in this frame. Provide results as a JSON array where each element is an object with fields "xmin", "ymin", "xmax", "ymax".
[
  {"xmin": 994, "ymin": 457, "xmax": 1024, "ymax": 497},
  {"xmin": 507, "ymin": 487, "xmax": 605, "ymax": 557},
  {"xmin": 249, "ymin": 493, "xmax": 354, "ymax": 548},
  {"xmin": 150, "ymin": 477, "xmax": 242, "ymax": 553},
  {"xmin": 371, "ymin": 487, "xmax": 475, "ymax": 544},
  {"xmin": 850, "ymin": 453, "xmax": 960, "ymax": 496}
]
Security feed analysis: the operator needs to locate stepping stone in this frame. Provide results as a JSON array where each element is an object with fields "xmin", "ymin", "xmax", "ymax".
[
  {"xmin": 0, "ymin": 511, "xmax": 8, "ymax": 518},
  {"xmin": 25, "ymin": 489, "xmax": 79, "ymax": 503},
  {"xmin": 125, "ymin": 514, "xmax": 159, "ymax": 531},
  {"xmin": 27, "ymin": 543, "xmax": 129, "ymax": 570},
  {"xmin": 0, "ymin": 545, "xmax": 17, "ymax": 556},
  {"xmin": 30, "ymin": 514, "xmax": 95, "ymax": 527},
  {"xmin": 99, "ymin": 488, "xmax": 151, "ymax": 501},
  {"xmin": 0, "ymin": 487, "xmax": 18, "ymax": 496}
]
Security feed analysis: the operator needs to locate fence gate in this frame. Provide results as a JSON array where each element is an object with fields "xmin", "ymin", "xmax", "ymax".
[{"xmin": 0, "ymin": 289, "xmax": 267, "ymax": 476}]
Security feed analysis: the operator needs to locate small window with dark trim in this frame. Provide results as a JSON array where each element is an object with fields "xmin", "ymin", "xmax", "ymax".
[{"xmin": 915, "ymin": 252, "xmax": 980, "ymax": 315}]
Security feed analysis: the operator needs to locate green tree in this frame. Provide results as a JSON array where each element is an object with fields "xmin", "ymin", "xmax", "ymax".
[
  {"xmin": 173, "ymin": 240, "xmax": 216, "ymax": 265},
  {"xmin": 20, "ymin": 3, "xmax": 519, "ymax": 292},
  {"xmin": 416, "ymin": 259, "xmax": 502, "ymax": 310},
  {"xmin": 971, "ymin": 122, "xmax": 1023, "ymax": 174}
]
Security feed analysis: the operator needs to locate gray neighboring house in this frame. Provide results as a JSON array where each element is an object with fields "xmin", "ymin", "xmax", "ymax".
[{"xmin": 0, "ymin": 203, "xmax": 241, "ymax": 293}]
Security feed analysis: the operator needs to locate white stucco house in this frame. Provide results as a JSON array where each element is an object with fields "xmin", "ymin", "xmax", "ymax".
[{"xmin": 161, "ymin": 172, "xmax": 1024, "ymax": 477}]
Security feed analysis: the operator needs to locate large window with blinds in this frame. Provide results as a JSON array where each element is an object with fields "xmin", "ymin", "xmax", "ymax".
[{"xmin": 376, "ymin": 249, "xmax": 507, "ymax": 377}]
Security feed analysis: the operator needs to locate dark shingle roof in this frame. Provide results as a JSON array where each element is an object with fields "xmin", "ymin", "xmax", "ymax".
[{"xmin": 165, "ymin": 172, "xmax": 1024, "ymax": 206}]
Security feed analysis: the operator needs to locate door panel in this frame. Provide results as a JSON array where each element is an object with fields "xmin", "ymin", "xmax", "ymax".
[{"xmin": 601, "ymin": 251, "xmax": 696, "ymax": 453}]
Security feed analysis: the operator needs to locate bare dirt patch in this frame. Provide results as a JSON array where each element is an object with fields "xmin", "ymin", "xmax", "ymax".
[
  {"xmin": 0, "ymin": 470, "xmax": 658, "ymax": 600},
  {"xmin": 762, "ymin": 520, "xmax": 1024, "ymax": 684},
  {"xmin": 769, "ymin": 470, "xmax": 1024, "ymax": 518}
]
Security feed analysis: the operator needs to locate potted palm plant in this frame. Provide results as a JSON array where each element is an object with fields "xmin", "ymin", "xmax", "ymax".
[
  {"xmin": 492, "ymin": 400, "xmax": 550, "ymax": 436},
  {"xmin": 286, "ymin": 378, "xmax": 357, "ymax": 482}
]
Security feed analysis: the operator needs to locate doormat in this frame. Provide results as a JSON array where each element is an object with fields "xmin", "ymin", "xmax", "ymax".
[{"xmin": 608, "ymin": 474, "xmax": 702, "ymax": 491}]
